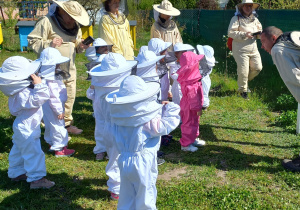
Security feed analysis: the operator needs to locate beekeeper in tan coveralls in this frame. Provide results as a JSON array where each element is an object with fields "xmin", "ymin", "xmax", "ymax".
[
  {"xmin": 151, "ymin": 0, "xmax": 183, "ymax": 48},
  {"xmin": 228, "ymin": 0, "xmax": 263, "ymax": 100},
  {"xmin": 28, "ymin": 1, "xmax": 90, "ymax": 134}
]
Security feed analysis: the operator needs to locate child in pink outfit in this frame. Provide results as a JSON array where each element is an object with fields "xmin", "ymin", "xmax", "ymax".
[{"xmin": 177, "ymin": 51, "xmax": 206, "ymax": 152}]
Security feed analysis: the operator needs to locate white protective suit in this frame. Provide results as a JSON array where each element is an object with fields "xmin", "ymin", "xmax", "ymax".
[
  {"xmin": 89, "ymin": 53, "xmax": 137, "ymax": 195},
  {"xmin": 197, "ymin": 45, "xmax": 216, "ymax": 108},
  {"xmin": 86, "ymin": 86, "xmax": 110, "ymax": 155},
  {"xmin": 271, "ymin": 35, "xmax": 300, "ymax": 103},
  {"xmin": 169, "ymin": 61, "xmax": 182, "ymax": 105},
  {"xmin": 8, "ymin": 83, "xmax": 50, "ymax": 182},
  {"xmin": 106, "ymin": 76, "xmax": 180, "ymax": 209},
  {"xmin": 148, "ymin": 38, "xmax": 172, "ymax": 101},
  {"xmin": 43, "ymin": 80, "xmax": 68, "ymax": 150}
]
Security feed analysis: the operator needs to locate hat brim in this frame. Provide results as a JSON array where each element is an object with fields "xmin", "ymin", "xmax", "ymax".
[
  {"xmin": 89, "ymin": 60, "xmax": 137, "ymax": 77},
  {"xmin": 137, "ymin": 55, "xmax": 165, "ymax": 68},
  {"xmin": 196, "ymin": 45, "xmax": 205, "ymax": 55},
  {"xmin": 0, "ymin": 60, "xmax": 41, "ymax": 81},
  {"xmin": 53, "ymin": 0, "xmax": 90, "ymax": 26},
  {"xmin": 237, "ymin": 3, "xmax": 260, "ymax": 10},
  {"xmin": 95, "ymin": 43, "xmax": 113, "ymax": 48},
  {"xmin": 291, "ymin": 31, "xmax": 300, "ymax": 47},
  {"xmin": 153, "ymin": 4, "xmax": 180, "ymax": 16},
  {"xmin": 37, "ymin": 55, "xmax": 70, "ymax": 66},
  {"xmin": 173, "ymin": 44, "xmax": 195, "ymax": 52},
  {"xmin": 106, "ymin": 81, "xmax": 160, "ymax": 104},
  {"xmin": 161, "ymin": 42, "xmax": 172, "ymax": 52}
]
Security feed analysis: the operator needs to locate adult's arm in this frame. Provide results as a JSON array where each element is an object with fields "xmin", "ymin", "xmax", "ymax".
[
  {"xmin": 27, "ymin": 17, "xmax": 53, "ymax": 55},
  {"xmin": 228, "ymin": 16, "xmax": 247, "ymax": 40}
]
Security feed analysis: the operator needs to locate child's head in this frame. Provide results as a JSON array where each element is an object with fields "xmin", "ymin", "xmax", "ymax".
[
  {"xmin": 173, "ymin": 43, "xmax": 195, "ymax": 62},
  {"xmin": 93, "ymin": 38, "xmax": 112, "ymax": 55},
  {"xmin": 179, "ymin": 51, "xmax": 204, "ymax": 68},
  {"xmin": 0, "ymin": 56, "xmax": 42, "ymax": 96},
  {"xmin": 148, "ymin": 38, "xmax": 172, "ymax": 56},
  {"xmin": 39, "ymin": 47, "xmax": 70, "ymax": 80},
  {"xmin": 135, "ymin": 50, "xmax": 165, "ymax": 81},
  {"xmin": 89, "ymin": 53, "xmax": 137, "ymax": 87},
  {"xmin": 95, "ymin": 46, "xmax": 109, "ymax": 55},
  {"xmin": 105, "ymin": 75, "xmax": 163, "ymax": 127}
]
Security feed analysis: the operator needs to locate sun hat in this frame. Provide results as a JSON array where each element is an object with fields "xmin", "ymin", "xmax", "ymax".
[
  {"xmin": 148, "ymin": 38, "xmax": 172, "ymax": 55},
  {"xmin": 89, "ymin": 53, "xmax": 137, "ymax": 87},
  {"xmin": 136, "ymin": 50, "xmax": 165, "ymax": 69},
  {"xmin": 237, "ymin": 0, "xmax": 260, "ymax": 10},
  {"xmin": 93, "ymin": 38, "xmax": 113, "ymax": 48},
  {"xmin": 89, "ymin": 53, "xmax": 137, "ymax": 77},
  {"xmin": 106, "ymin": 75, "xmax": 160, "ymax": 104},
  {"xmin": 173, "ymin": 43, "xmax": 195, "ymax": 52},
  {"xmin": 0, "ymin": 56, "xmax": 42, "ymax": 96},
  {"xmin": 291, "ymin": 31, "xmax": 300, "ymax": 47},
  {"xmin": 153, "ymin": 0, "xmax": 180, "ymax": 17},
  {"xmin": 196, "ymin": 45, "xmax": 216, "ymax": 67},
  {"xmin": 106, "ymin": 76, "xmax": 163, "ymax": 127},
  {"xmin": 53, "ymin": 0, "xmax": 90, "ymax": 26},
  {"xmin": 37, "ymin": 47, "xmax": 71, "ymax": 80},
  {"xmin": 0, "ymin": 56, "xmax": 41, "ymax": 81}
]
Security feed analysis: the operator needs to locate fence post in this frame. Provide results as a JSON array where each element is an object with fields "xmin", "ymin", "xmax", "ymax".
[{"xmin": 297, "ymin": 103, "xmax": 300, "ymax": 134}]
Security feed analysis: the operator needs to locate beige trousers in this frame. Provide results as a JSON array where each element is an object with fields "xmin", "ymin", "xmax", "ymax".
[
  {"xmin": 64, "ymin": 68, "xmax": 77, "ymax": 127},
  {"xmin": 233, "ymin": 49, "xmax": 262, "ymax": 93}
]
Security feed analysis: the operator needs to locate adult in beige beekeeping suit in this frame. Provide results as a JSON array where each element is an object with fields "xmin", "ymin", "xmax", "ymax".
[
  {"xmin": 99, "ymin": 0, "xmax": 134, "ymax": 60},
  {"xmin": 151, "ymin": 0, "xmax": 183, "ymax": 48},
  {"xmin": 28, "ymin": 1, "xmax": 90, "ymax": 134},
  {"xmin": 260, "ymin": 26, "xmax": 300, "ymax": 172},
  {"xmin": 228, "ymin": 0, "xmax": 263, "ymax": 100}
]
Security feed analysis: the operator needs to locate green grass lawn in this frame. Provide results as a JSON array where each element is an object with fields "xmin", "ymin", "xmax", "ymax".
[{"xmin": 0, "ymin": 28, "xmax": 300, "ymax": 209}]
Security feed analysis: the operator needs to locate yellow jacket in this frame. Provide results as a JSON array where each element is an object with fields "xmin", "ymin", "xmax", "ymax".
[
  {"xmin": 27, "ymin": 15, "xmax": 84, "ymax": 81},
  {"xmin": 99, "ymin": 13, "xmax": 134, "ymax": 60}
]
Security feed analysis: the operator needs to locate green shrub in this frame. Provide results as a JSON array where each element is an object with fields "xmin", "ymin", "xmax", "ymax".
[
  {"xmin": 275, "ymin": 94, "xmax": 297, "ymax": 111},
  {"xmin": 275, "ymin": 110, "xmax": 297, "ymax": 131}
]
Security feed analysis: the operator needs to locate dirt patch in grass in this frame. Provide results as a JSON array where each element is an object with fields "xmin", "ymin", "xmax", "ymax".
[
  {"xmin": 164, "ymin": 153, "xmax": 183, "ymax": 162},
  {"xmin": 158, "ymin": 167, "xmax": 187, "ymax": 181}
]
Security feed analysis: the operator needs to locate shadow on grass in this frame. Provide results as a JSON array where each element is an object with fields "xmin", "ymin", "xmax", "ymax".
[
  {"xmin": 0, "ymin": 169, "xmax": 110, "ymax": 209},
  {"xmin": 162, "ymin": 126, "xmax": 286, "ymax": 174}
]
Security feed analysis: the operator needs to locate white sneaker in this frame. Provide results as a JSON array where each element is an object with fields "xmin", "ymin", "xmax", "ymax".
[
  {"xmin": 181, "ymin": 144, "xmax": 198, "ymax": 152},
  {"xmin": 192, "ymin": 138, "xmax": 206, "ymax": 147}
]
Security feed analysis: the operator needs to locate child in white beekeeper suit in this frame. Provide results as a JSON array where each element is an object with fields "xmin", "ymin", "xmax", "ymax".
[
  {"xmin": 0, "ymin": 56, "xmax": 55, "ymax": 189},
  {"xmin": 38, "ymin": 47, "xmax": 75, "ymax": 157},
  {"xmin": 106, "ymin": 75, "xmax": 180, "ymax": 209},
  {"xmin": 89, "ymin": 53, "xmax": 137, "ymax": 200},
  {"xmin": 135, "ymin": 49, "xmax": 164, "ymax": 82},
  {"xmin": 196, "ymin": 45, "xmax": 216, "ymax": 110},
  {"xmin": 169, "ymin": 43, "xmax": 195, "ymax": 105},
  {"xmin": 148, "ymin": 38, "xmax": 172, "ymax": 101},
  {"xmin": 85, "ymin": 38, "xmax": 112, "ymax": 160}
]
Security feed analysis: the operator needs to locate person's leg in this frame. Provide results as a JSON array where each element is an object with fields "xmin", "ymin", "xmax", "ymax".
[
  {"xmin": 43, "ymin": 101, "xmax": 68, "ymax": 151},
  {"xmin": 134, "ymin": 151, "xmax": 157, "ymax": 210},
  {"xmin": 117, "ymin": 155, "xmax": 136, "ymax": 209},
  {"xmin": 248, "ymin": 51, "xmax": 263, "ymax": 81},
  {"xmin": 8, "ymin": 142, "xmax": 26, "ymax": 179},
  {"xmin": 233, "ymin": 51, "xmax": 250, "ymax": 93},
  {"xmin": 180, "ymin": 105, "xmax": 199, "ymax": 147},
  {"xmin": 64, "ymin": 78, "xmax": 76, "ymax": 127},
  {"xmin": 106, "ymin": 143, "xmax": 120, "ymax": 195},
  {"xmin": 202, "ymin": 75, "xmax": 211, "ymax": 108},
  {"xmin": 160, "ymin": 73, "xmax": 170, "ymax": 101}
]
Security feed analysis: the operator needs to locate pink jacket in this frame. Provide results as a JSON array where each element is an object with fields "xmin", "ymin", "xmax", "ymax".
[{"xmin": 177, "ymin": 51, "xmax": 204, "ymax": 111}]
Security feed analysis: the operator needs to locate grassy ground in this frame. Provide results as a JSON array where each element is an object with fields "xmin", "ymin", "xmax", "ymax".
[{"xmin": 0, "ymin": 27, "xmax": 300, "ymax": 209}]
